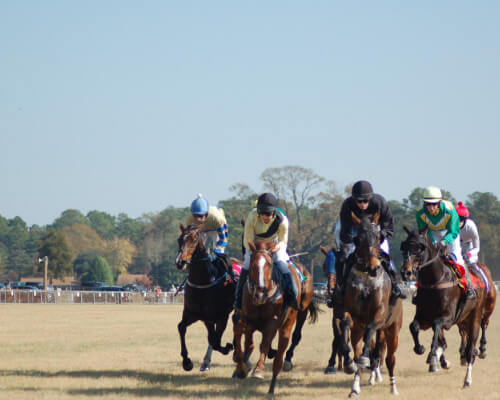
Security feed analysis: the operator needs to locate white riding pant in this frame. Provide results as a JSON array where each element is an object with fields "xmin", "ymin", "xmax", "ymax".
[{"xmin": 242, "ymin": 247, "xmax": 290, "ymax": 274}]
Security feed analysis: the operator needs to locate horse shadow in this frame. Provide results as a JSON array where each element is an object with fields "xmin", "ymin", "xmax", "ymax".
[{"xmin": 0, "ymin": 367, "xmax": 352, "ymax": 396}]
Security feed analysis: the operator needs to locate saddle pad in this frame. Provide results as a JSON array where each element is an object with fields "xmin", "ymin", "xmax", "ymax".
[
  {"xmin": 231, "ymin": 259, "xmax": 242, "ymax": 280},
  {"xmin": 443, "ymin": 258, "xmax": 484, "ymax": 292},
  {"xmin": 289, "ymin": 261, "xmax": 306, "ymax": 282}
]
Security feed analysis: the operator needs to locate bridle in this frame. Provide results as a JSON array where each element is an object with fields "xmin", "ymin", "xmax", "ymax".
[
  {"xmin": 176, "ymin": 226, "xmax": 209, "ymax": 268},
  {"xmin": 247, "ymin": 249, "xmax": 278, "ymax": 304}
]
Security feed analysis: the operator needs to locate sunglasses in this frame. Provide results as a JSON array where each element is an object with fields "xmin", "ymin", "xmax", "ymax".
[
  {"xmin": 258, "ymin": 212, "xmax": 273, "ymax": 217},
  {"xmin": 193, "ymin": 213, "xmax": 208, "ymax": 219},
  {"xmin": 355, "ymin": 199, "xmax": 370, "ymax": 204},
  {"xmin": 425, "ymin": 202, "xmax": 440, "ymax": 206}
]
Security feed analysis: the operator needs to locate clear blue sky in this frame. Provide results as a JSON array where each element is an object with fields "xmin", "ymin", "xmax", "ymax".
[{"xmin": 2, "ymin": 1, "xmax": 499, "ymax": 226}]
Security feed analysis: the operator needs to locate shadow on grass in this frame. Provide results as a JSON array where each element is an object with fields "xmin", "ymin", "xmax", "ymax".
[{"xmin": 0, "ymin": 367, "xmax": 352, "ymax": 397}]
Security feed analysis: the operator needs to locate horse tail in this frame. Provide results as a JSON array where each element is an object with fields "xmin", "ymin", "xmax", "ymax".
[{"xmin": 307, "ymin": 299, "xmax": 321, "ymax": 324}]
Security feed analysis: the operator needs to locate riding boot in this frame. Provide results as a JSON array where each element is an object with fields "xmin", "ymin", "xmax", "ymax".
[
  {"xmin": 384, "ymin": 262, "xmax": 407, "ymax": 299},
  {"xmin": 463, "ymin": 265, "xmax": 476, "ymax": 299},
  {"xmin": 234, "ymin": 269, "xmax": 249, "ymax": 310},
  {"xmin": 332, "ymin": 250, "xmax": 347, "ymax": 306},
  {"xmin": 282, "ymin": 272, "xmax": 299, "ymax": 310}
]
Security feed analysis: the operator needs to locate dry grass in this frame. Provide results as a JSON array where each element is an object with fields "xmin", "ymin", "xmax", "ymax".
[{"xmin": 0, "ymin": 302, "xmax": 499, "ymax": 399}]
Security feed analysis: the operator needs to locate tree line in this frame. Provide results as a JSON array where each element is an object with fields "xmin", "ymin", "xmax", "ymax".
[{"xmin": 2, "ymin": 165, "xmax": 500, "ymax": 286}]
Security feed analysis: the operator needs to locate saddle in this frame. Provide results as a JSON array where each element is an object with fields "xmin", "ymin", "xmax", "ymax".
[{"xmin": 441, "ymin": 257, "xmax": 484, "ymax": 293}]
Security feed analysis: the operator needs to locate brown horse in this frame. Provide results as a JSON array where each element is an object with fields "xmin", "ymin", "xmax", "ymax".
[
  {"xmin": 232, "ymin": 240, "xmax": 317, "ymax": 394},
  {"xmin": 400, "ymin": 226, "xmax": 488, "ymax": 387},
  {"xmin": 175, "ymin": 224, "xmax": 235, "ymax": 372},
  {"xmin": 339, "ymin": 214, "xmax": 403, "ymax": 397}
]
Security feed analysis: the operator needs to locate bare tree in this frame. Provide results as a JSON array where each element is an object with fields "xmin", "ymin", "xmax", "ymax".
[{"xmin": 260, "ymin": 165, "xmax": 326, "ymax": 233}]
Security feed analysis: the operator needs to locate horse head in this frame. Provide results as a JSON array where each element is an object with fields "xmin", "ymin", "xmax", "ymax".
[
  {"xmin": 321, "ymin": 245, "xmax": 336, "ymax": 297},
  {"xmin": 176, "ymin": 224, "xmax": 207, "ymax": 270},
  {"xmin": 399, "ymin": 225, "xmax": 435, "ymax": 281},
  {"xmin": 247, "ymin": 240, "xmax": 278, "ymax": 305},
  {"xmin": 352, "ymin": 213, "xmax": 382, "ymax": 274}
]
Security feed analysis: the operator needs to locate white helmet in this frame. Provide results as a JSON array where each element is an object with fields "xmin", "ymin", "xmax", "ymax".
[{"xmin": 423, "ymin": 186, "xmax": 442, "ymax": 203}]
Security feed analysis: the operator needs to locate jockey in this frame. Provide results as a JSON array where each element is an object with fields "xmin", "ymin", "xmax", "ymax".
[
  {"xmin": 415, "ymin": 187, "xmax": 474, "ymax": 298},
  {"xmin": 456, "ymin": 201, "xmax": 480, "ymax": 268},
  {"xmin": 186, "ymin": 194, "xmax": 231, "ymax": 278},
  {"xmin": 234, "ymin": 193, "xmax": 298, "ymax": 310},
  {"xmin": 334, "ymin": 180, "xmax": 407, "ymax": 304}
]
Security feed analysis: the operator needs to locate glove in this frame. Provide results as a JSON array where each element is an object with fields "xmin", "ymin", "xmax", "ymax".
[
  {"xmin": 436, "ymin": 241, "xmax": 447, "ymax": 254},
  {"xmin": 208, "ymin": 253, "xmax": 216, "ymax": 262}
]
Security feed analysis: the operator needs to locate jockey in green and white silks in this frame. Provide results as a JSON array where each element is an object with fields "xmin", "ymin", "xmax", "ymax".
[
  {"xmin": 415, "ymin": 187, "xmax": 464, "ymax": 265},
  {"xmin": 416, "ymin": 186, "xmax": 474, "ymax": 298}
]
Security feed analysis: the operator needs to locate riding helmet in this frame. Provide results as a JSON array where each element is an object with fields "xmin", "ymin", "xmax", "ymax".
[
  {"xmin": 455, "ymin": 201, "xmax": 470, "ymax": 218},
  {"xmin": 257, "ymin": 193, "xmax": 278, "ymax": 214},
  {"xmin": 190, "ymin": 194, "xmax": 209, "ymax": 215},
  {"xmin": 423, "ymin": 186, "xmax": 442, "ymax": 203},
  {"xmin": 352, "ymin": 180, "xmax": 374, "ymax": 201}
]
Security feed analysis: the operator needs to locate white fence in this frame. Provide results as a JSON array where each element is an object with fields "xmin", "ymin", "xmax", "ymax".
[{"xmin": 0, "ymin": 289, "xmax": 184, "ymax": 305}]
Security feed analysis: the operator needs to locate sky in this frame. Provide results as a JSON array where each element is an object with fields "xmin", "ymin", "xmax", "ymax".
[{"xmin": 1, "ymin": 1, "xmax": 499, "ymax": 226}]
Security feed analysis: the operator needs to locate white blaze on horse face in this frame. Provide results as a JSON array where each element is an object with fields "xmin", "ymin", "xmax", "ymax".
[{"xmin": 258, "ymin": 257, "xmax": 266, "ymax": 288}]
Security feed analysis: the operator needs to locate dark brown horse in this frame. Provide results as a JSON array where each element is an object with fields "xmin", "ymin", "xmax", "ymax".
[
  {"xmin": 175, "ymin": 224, "xmax": 235, "ymax": 372},
  {"xmin": 339, "ymin": 214, "xmax": 403, "ymax": 397},
  {"xmin": 400, "ymin": 226, "xmax": 488, "ymax": 387},
  {"xmin": 232, "ymin": 240, "xmax": 318, "ymax": 394}
]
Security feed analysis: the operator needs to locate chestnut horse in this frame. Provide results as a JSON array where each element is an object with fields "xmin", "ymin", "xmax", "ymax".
[
  {"xmin": 339, "ymin": 214, "xmax": 403, "ymax": 397},
  {"xmin": 232, "ymin": 240, "xmax": 317, "ymax": 394},
  {"xmin": 400, "ymin": 226, "xmax": 489, "ymax": 387},
  {"xmin": 175, "ymin": 224, "xmax": 235, "ymax": 372}
]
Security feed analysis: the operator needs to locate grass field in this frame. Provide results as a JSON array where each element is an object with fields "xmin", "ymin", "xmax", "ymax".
[{"xmin": 0, "ymin": 301, "xmax": 499, "ymax": 400}]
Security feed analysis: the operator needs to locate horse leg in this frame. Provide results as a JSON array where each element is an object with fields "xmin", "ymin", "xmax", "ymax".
[
  {"xmin": 269, "ymin": 321, "xmax": 293, "ymax": 394},
  {"xmin": 359, "ymin": 322, "xmax": 376, "ymax": 368},
  {"xmin": 369, "ymin": 330, "xmax": 384, "ymax": 386},
  {"xmin": 252, "ymin": 325, "xmax": 277, "ymax": 380},
  {"xmin": 212, "ymin": 315, "xmax": 233, "ymax": 355},
  {"xmin": 325, "ymin": 325, "xmax": 340, "ymax": 374},
  {"xmin": 348, "ymin": 327, "xmax": 364, "ymax": 398},
  {"xmin": 200, "ymin": 344, "xmax": 213, "ymax": 372},
  {"xmin": 428, "ymin": 319, "xmax": 444, "ymax": 372},
  {"xmin": 463, "ymin": 313, "xmax": 482, "ymax": 387},
  {"xmin": 384, "ymin": 325, "xmax": 400, "ymax": 395},
  {"xmin": 458, "ymin": 326, "xmax": 467, "ymax": 366},
  {"xmin": 341, "ymin": 316, "xmax": 356, "ymax": 374},
  {"xmin": 283, "ymin": 308, "xmax": 307, "ymax": 372},
  {"xmin": 437, "ymin": 331, "xmax": 450, "ymax": 369},
  {"xmin": 232, "ymin": 318, "xmax": 249, "ymax": 379},
  {"xmin": 479, "ymin": 318, "xmax": 488, "ymax": 359},
  {"xmin": 178, "ymin": 313, "xmax": 198, "ymax": 371},
  {"xmin": 409, "ymin": 319, "xmax": 426, "ymax": 355}
]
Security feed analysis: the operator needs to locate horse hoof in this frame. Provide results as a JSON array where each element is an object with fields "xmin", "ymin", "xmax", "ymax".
[
  {"xmin": 232, "ymin": 369, "xmax": 247, "ymax": 379},
  {"xmin": 414, "ymin": 345, "xmax": 426, "ymax": 355},
  {"xmin": 429, "ymin": 364, "xmax": 439, "ymax": 373},
  {"xmin": 440, "ymin": 359, "xmax": 450, "ymax": 369},
  {"xmin": 283, "ymin": 360, "xmax": 293, "ymax": 372},
  {"xmin": 460, "ymin": 358, "xmax": 467, "ymax": 366},
  {"xmin": 252, "ymin": 368, "xmax": 265, "ymax": 380},
  {"xmin": 344, "ymin": 361, "xmax": 357, "ymax": 375},
  {"xmin": 221, "ymin": 343, "xmax": 233, "ymax": 355},
  {"xmin": 200, "ymin": 363, "xmax": 210, "ymax": 372},
  {"xmin": 182, "ymin": 359, "xmax": 194, "ymax": 371},
  {"xmin": 348, "ymin": 391, "xmax": 359, "ymax": 398},
  {"xmin": 324, "ymin": 365, "xmax": 336, "ymax": 374},
  {"xmin": 357, "ymin": 356, "xmax": 370, "ymax": 369},
  {"xmin": 463, "ymin": 381, "xmax": 471, "ymax": 388},
  {"xmin": 479, "ymin": 351, "xmax": 487, "ymax": 359}
]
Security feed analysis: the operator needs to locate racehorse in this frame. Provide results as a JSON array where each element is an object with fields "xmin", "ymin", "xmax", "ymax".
[
  {"xmin": 175, "ymin": 224, "xmax": 235, "ymax": 372},
  {"xmin": 232, "ymin": 240, "xmax": 318, "ymax": 394},
  {"xmin": 339, "ymin": 214, "xmax": 403, "ymax": 397},
  {"xmin": 400, "ymin": 226, "xmax": 488, "ymax": 387}
]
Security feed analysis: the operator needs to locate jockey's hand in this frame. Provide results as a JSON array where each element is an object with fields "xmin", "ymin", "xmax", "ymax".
[
  {"xmin": 436, "ymin": 241, "xmax": 447, "ymax": 254},
  {"xmin": 337, "ymin": 247, "xmax": 349, "ymax": 264}
]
